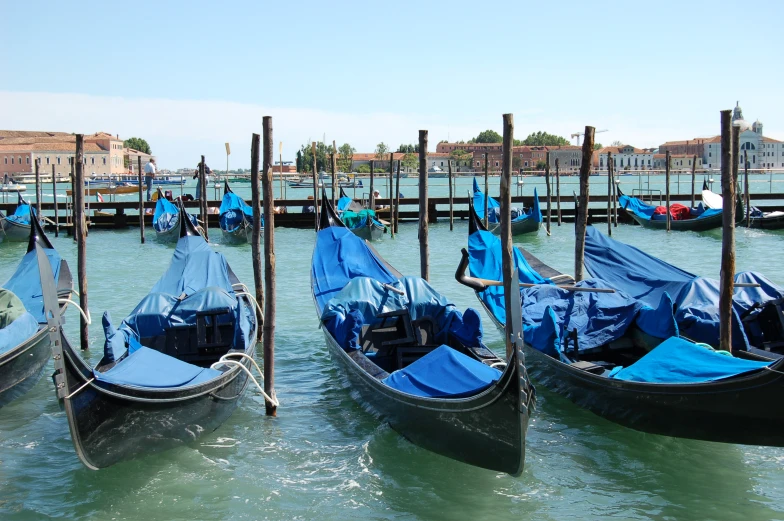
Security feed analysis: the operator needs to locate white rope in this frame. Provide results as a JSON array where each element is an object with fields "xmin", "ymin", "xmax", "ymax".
[
  {"xmin": 763, "ymin": 365, "xmax": 784, "ymax": 376},
  {"xmin": 58, "ymin": 298, "xmax": 92, "ymax": 324},
  {"xmin": 210, "ymin": 352, "xmax": 279, "ymax": 407},
  {"xmin": 64, "ymin": 377, "xmax": 95, "ymax": 399},
  {"xmin": 234, "ymin": 291, "xmax": 263, "ymax": 321},
  {"xmin": 232, "ymin": 282, "xmax": 251, "ymax": 295},
  {"xmin": 490, "ymin": 361, "xmax": 507, "ymax": 369}
]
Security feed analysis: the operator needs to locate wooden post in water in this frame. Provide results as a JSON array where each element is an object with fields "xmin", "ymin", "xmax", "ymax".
[
  {"xmin": 556, "ymin": 158, "xmax": 562, "ymax": 225},
  {"xmin": 606, "ymin": 152, "xmax": 612, "ymax": 236},
  {"xmin": 448, "ymin": 160, "xmax": 454, "ymax": 231},
  {"xmin": 611, "ymin": 158, "xmax": 618, "ymax": 228},
  {"xmin": 34, "ymin": 159, "xmax": 41, "ymax": 219},
  {"xmin": 418, "ymin": 130, "xmax": 429, "ymax": 281},
  {"xmin": 575, "ymin": 127, "xmax": 595, "ymax": 282},
  {"xmin": 500, "ymin": 114, "xmax": 520, "ymax": 360},
  {"xmin": 331, "ymin": 142, "xmax": 338, "ymax": 208},
  {"xmin": 388, "ymin": 153, "xmax": 395, "ymax": 238},
  {"xmin": 251, "ymin": 132, "xmax": 264, "ymax": 341},
  {"xmin": 394, "ymin": 160, "xmax": 401, "ymax": 234},
  {"xmin": 719, "ymin": 110, "xmax": 735, "ymax": 353},
  {"xmin": 311, "ymin": 142, "xmax": 319, "ymax": 231},
  {"xmin": 74, "ymin": 135, "xmax": 89, "ymax": 350},
  {"xmin": 137, "ymin": 157, "xmax": 145, "ymax": 243},
  {"xmin": 690, "ymin": 154, "xmax": 698, "ymax": 208},
  {"xmin": 665, "ymin": 151, "xmax": 671, "ymax": 232},
  {"xmin": 483, "ymin": 152, "xmax": 489, "ymax": 229},
  {"xmin": 369, "ymin": 160, "xmax": 375, "ymax": 211},
  {"xmin": 544, "ymin": 152, "xmax": 552, "ymax": 234},
  {"xmin": 51, "ymin": 165, "xmax": 59, "ymax": 237},
  {"xmin": 199, "ymin": 156, "xmax": 208, "ymax": 240},
  {"xmin": 261, "ymin": 119, "xmax": 277, "ymax": 416},
  {"xmin": 279, "ymin": 142, "xmax": 284, "ymax": 201},
  {"xmin": 745, "ymin": 151, "xmax": 750, "ymax": 228}
]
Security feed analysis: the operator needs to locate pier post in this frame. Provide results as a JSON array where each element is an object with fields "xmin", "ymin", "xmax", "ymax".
[
  {"xmin": 691, "ymin": 155, "xmax": 697, "ymax": 208},
  {"xmin": 545, "ymin": 152, "xmax": 551, "ymax": 235},
  {"xmin": 74, "ymin": 135, "xmax": 89, "ymax": 350},
  {"xmin": 448, "ymin": 160, "xmax": 454, "ymax": 231},
  {"xmin": 389, "ymin": 153, "xmax": 395, "ymax": 238},
  {"xmin": 252, "ymin": 132, "xmax": 264, "ymax": 341},
  {"xmin": 719, "ymin": 110, "xmax": 735, "ymax": 353},
  {"xmin": 556, "ymin": 158, "xmax": 562, "ymax": 225},
  {"xmin": 331, "ymin": 142, "xmax": 337, "ymax": 208},
  {"xmin": 612, "ymin": 158, "xmax": 618, "ymax": 227},
  {"xmin": 311, "ymin": 142, "xmax": 319, "ymax": 232},
  {"xmin": 745, "ymin": 151, "xmax": 750, "ymax": 228},
  {"xmin": 484, "ymin": 152, "xmax": 489, "ymax": 229},
  {"xmin": 280, "ymin": 142, "xmax": 285, "ymax": 200},
  {"xmin": 607, "ymin": 152, "xmax": 612, "ymax": 236},
  {"xmin": 575, "ymin": 126, "xmax": 595, "ymax": 282},
  {"xmin": 369, "ymin": 160, "xmax": 375, "ymax": 211},
  {"xmin": 35, "ymin": 159, "xmax": 41, "ymax": 219},
  {"xmin": 394, "ymin": 160, "xmax": 401, "ymax": 234},
  {"xmin": 418, "ymin": 130, "xmax": 429, "ymax": 281},
  {"xmin": 500, "ymin": 113, "xmax": 521, "ymax": 361},
  {"xmin": 665, "ymin": 151, "xmax": 671, "ymax": 232},
  {"xmin": 261, "ymin": 119, "xmax": 277, "ymax": 416},
  {"xmin": 199, "ymin": 156, "xmax": 208, "ymax": 240},
  {"xmin": 51, "ymin": 165, "xmax": 59, "ymax": 237},
  {"xmin": 137, "ymin": 157, "xmax": 145, "ymax": 243}
]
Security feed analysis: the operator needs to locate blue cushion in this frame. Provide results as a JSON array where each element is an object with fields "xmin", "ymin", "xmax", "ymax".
[
  {"xmin": 382, "ymin": 345, "xmax": 501, "ymax": 398},
  {"xmin": 0, "ymin": 312, "xmax": 39, "ymax": 355},
  {"xmin": 94, "ymin": 346, "xmax": 222, "ymax": 388}
]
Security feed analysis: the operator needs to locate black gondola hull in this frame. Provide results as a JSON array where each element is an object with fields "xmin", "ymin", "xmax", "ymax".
[
  {"xmin": 349, "ymin": 221, "xmax": 385, "ymax": 241},
  {"xmin": 322, "ymin": 330, "xmax": 530, "ymax": 476},
  {"xmin": 0, "ymin": 326, "xmax": 50, "ymax": 407},
  {"xmin": 488, "ymin": 217, "xmax": 540, "ymax": 237},
  {"xmin": 746, "ymin": 213, "xmax": 784, "ymax": 230},
  {"xmin": 624, "ymin": 209, "xmax": 726, "ymax": 232},
  {"xmin": 56, "ymin": 330, "xmax": 256, "ymax": 470}
]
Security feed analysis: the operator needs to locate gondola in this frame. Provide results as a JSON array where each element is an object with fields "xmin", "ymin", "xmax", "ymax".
[
  {"xmin": 50, "ymin": 201, "xmax": 260, "ymax": 469},
  {"xmin": 0, "ymin": 213, "xmax": 73, "ymax": 407},
  {"xmin": 584, "ymin": 225, "xmax": 784, "ymax": 360},
  {"xmin": 336, "ymin": 187, "xmax": 386, "ymax": 241},
  {"xmin": 152, "ymin": 188, "xmax": 203, "ymax": 243},
  {"xmin": 617, "ymin": 187, "xmax": 742, "ymax": 231},
  {"xmin": 457, "ymin": 203, "xmax": 784, "ymax": 446},
  {"xmin": 1, "ymin": 194, "xmax": 41, "ymax": 242},
  {"xmin": 311, "ymin": 194, "xmax": 533, "ymax": 475},
  {"xmin": 701, "ymin": 182, "xmax": 784, "ymax": 230},
  {"xmin": 472, "ymin": 178, "xmax": 541, "ymax": 236},
  {"xmin": 219, "ymin": 181, "xmax": 257, "ymax": 244}
]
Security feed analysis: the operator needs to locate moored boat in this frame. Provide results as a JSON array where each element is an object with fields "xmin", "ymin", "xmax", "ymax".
[
  {"xmin": 472, "ymin": 178, "xmax": 541, "ymax": 236},
  {"xmin": 219, "ymin": 181, "xmax": 256, "ymax": 244},
  {"xmin": 1, "ymin": 194, "xmax": 42, "ymax": 242},
  {"xmin": 152, "ymin": 188, "xmax": 203, "ymax": 243},
  {"xmin": 618, "ymin": 187, "xmax": 741, "ymax": 231},
  {"xmin": 311, "ymin": 194, "xmax": 533, "ymax": 475},
  {"xmin": 336, "ymin": 188, "xmax": 385, "ymax": 241},
  {"xmin": 702, "ymin": 182, "xmax": 784, "ymax": 230}
]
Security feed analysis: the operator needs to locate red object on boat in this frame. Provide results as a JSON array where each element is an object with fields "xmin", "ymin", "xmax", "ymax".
[{"xmin": 654, "ymin": 204, "xmax": 691, "ymax": 220}]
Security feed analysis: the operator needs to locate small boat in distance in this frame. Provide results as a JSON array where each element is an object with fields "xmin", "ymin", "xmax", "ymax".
[
  {"xmin": 617, "ymin": 187, "xmax": 741, "ymax": 231},
  {"xmin": 219, "ymin": 181, "xmax": 257, "ymax": 244},
  {"xmin": 311, "ymin": 194, "xmax": 533, "ymax": 475},
  {"xmin": 472, "ymin": 178, "xmax": 541, "ymax": 236},
  {"xmin": 152, "ymin": 188, "xmax": 203, "ymax": 243},
  {"xmin": 1, "ymin": 194, "xmax": 42, "ymax": 242},
  {"xmin": 336, "ymin": 188, "xmax": 385, "ymax": 241},
  {"xmin": 701, "ymin": 182, "xmax": 784, "ymax": 230}
]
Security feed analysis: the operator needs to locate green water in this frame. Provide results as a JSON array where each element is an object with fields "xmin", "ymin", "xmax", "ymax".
[{"xmin": 0, "ymin": 216, "xmax": 783, "ymax": 520}]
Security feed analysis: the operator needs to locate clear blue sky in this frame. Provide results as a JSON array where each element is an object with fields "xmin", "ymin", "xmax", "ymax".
[{"xmin": 2, "ymin": 0, "xmax": 782, "ymax": 168}]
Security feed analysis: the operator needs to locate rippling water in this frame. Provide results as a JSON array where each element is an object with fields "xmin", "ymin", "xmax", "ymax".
[{"xmin": 0, "ymin": 191, "xmax": 783, "ymax": 520}]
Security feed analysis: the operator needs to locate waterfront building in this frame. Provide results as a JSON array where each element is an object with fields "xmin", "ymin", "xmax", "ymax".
[
  {"xmin": 652, "ymin": 154, "xmax": 704, "ymax": 171},
  {"xmin": 594, "ymin": 145, "xmax": 655, "ymax": 172}
]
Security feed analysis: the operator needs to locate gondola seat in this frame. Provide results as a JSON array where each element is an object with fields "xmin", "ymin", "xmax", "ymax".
[
  {"xmin": 382, "ymin": 345, "xmax": 501, "ymax": 398},
  {"xmin": 94, "ymin": 345, "xmax": 221, "ymax": 388}
]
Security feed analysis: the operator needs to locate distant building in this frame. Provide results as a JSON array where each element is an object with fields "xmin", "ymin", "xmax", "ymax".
[
  {"xmin": 594, "ymin": 145, "xmax": 655, "ymax": 171},
  {"xmin": 652, "ymin": 154, "xmax": 703, "ymax": 170},
  {"xmin": 547, "ymin": 145, "xmax": 584, "ymax": 173}
]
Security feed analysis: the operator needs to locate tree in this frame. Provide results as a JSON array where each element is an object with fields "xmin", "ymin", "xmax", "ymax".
[
  {"xmin": 337, "ymin": 143, "xmax": 355, "ymax": 173},
  {"xmin": 470, "ymin": 129, "xmax": 503, "ymax": 144},
  {"xmin": 374, "ymin": 142, "xmax": 389, "ymax": 161},
  {"xmin": 123, "ymin": 137, "xmax": 151, "ymax": 154},
  {"xmin": 402, "ymin": 153, "xmax": 418, "ymax": 172},
  {"xmin": 450, "ymin": 148, "xmax": 472, "ymax": 168},
  {"xmin": 519, "ymin": 131, "xmax": 570, "ymax": 147},
  {"xmin": 397, "ymin": 144, "xmax": 419, "ymax": 153},
  {"xmin": 610, "ymin": 140, "xmax": 624, "ymax": 147},
  {"xmin": 594, "ymin": 143, "xmax": 603, "ymax": 150},
  {"xmin": 298, "ymin": 141, "xmax": 332, "ymax": 173}
]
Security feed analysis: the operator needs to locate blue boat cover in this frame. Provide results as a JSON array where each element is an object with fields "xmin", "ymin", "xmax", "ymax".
[
  {"xmin": 219, "ymin": 191, "xmax": 256, "ymax": 233},
  {"xmin": 6, "ymin": 203, "xmax": 35, "ymax": 225},
  {"xmin": 152, "ymin": 236, "xmax": 233, "ymax": 295},
  {"xmin": 0, "ymin": 312, "xmax": 39, "ymax": 355},
  {"xmin": 619, "ymin": 193, "xmax": 722, "ymax": 222},
  {"xmin": 312, "ymin": 227, "xmax": 397, "ymax": 312},
  {"xmin": 610, "ymin": 336, "xmax": 771, "ymax": 384},
  {"xmin": 472, "ymin": 179, "xmax": 542, "ymax": 224},
  {"xmin": 468, "ymin": 229, "xmax": 676, "ymax": 356},
  {"xmin": 382, "ymin": 345, "xmax": 501, "ymax": 397},
  {"xmin": 152, "ymin": 196, "xmax": 179, "ymax": 233},
  {"xmin": 94, "ymin": 346, "xmax": 221, "ymax": 388},
  {"xmin": 2, "ymin": 248, "xmax": 62, "ymax": 323},
  {"xmin": 584, "ymin": 226, "xmax": 784, "ymax": 351}
]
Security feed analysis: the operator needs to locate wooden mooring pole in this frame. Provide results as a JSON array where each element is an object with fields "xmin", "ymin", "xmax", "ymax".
[
  {"xmin": 484, "ymin": 153, "xmax": 489, "ymax": 229},
  {"xmin": 606, "ymin": 152, "xmax": 612, "ymax": 235},
  {"xmin": 394, "ymin": 160, "xmax": 401, "ymax": 234},
  {"xmin": 311, "ymin": 142, "xmax": 319, "ymax": 232},
  {"xmin": 51, "ymin": 165, "xmax": 59, "ymax": 237},
  {"xmin": 199, "ymin": 156, "xmax": 208, "ymax": 240},
  {"xmin": 251, "ymin": 132, "xmax": 264, "ymax": 342},
  {"xmin": 691, "ymin": 154, "xmax": 698, "ymax": 208},
  {"xmin": 261, "ymin": 118, "xmax": 277, "ymax": 416},
  {"xmin": 74, "ymin": 134, "xmax": 89, "ymax": 350},
  {"xmin": 330, "ymin": 147, "xmax": 337, "ymax": 208},
  {"xmin": 745, "ymin": 151, "xmax": 750, "ymax": 228},
  {"xmin": 719, "ymin": 110, "xmax": 735, "ymax": 353},
  {"xmin": 545, "ymin": 152, "xmax": 551, "ymax": 235},
  {"xmin": 418, "ymin": 130, "xmax": 429, "ymax": 281},
  {"xmin": 448, "ymin": 160, "xmax": 454, "ymax": 231},
  {"xmin": 556, "ymin": 158, "xmax": 562, "ymax": 225},
  {"xmin": 575, "ymin": 126, "xmax": 595, "ymax": 282},
  {"xmin": 388, "ymin": 153, "xmax": 395, "ymax": 238},
  {"xmin": 369, "ymin": 160, "xmax": 375, "ymax": 211},
  {"xmin": 665, "ymin": 151, "xmax": 671, "ymax": 232},
  {"xmin": 34, "ymin": 159, "xmax": 41, "ymax": 219},
  {"xmin": 137, "ymin": 157, "xmax": 145, "ymax": 243},
  {"xmin": 612, "ymin": 158, "xmax": 618, "ymax": 228},
  {"xmin": 500, "ymin": 113, "xmax": 521, "ymax": 361}
]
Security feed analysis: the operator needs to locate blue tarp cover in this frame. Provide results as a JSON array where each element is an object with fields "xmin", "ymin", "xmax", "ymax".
[
  {"xmin": 219, "ymin": 191, "xmax": 256, "ymax": 233},
  {"xmin": 610, "ymin": 336, "xmax": 771, "ymax": 384},
  {"xmin": 3, "ymin": 248, "xmax": 62, "ymax": 323},
  {"xmin": 584, "ymin": 226, "xmax": 784, "ymax": 351},
  {"xmin": 382, "ymin": 345, "xmax": 501, "ymax": 397},
  {"xmin": 5, "ymin": 202, "xmax": 35, "ymax": 225},
  {"xmin": 152, "ymin": 236, "xmax": 233, "ymax": 295},
  {"xmin": 0, "ymin": 312, "xmax": 39, "ymax": 355},
  {"xmin": 619, "ymin": 194, "xmax": 722, "ymax": 221},
  {"xmin": 468, "ymin": 229, "xmax": 676, "ymax": 356},
  {"xmin": 472, "ymin": 179, "xmax": 542, "ymax": 224},
  {"xmin": 153, "ymin": 197, "xmax": 179, "ymax": 233},
  {"xmin": 94, "ymin": 346, "xmax": 222, "ymax": 388}
]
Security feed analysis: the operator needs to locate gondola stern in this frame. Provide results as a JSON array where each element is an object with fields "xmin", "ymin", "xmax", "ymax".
[
  {"xmin": 177, "ymin": 198, "xmax": 201, "ymax": 238},
  {"xmin": 468, "ymin": 198, "xmax": 488, "ymax": 235},
  {"xmin": 318, "ymin": 192, "xmax": 345, "ymax": 230},
  {"xmin": 27, "ymin": 205, "xmax": 54, "ymax": 252}
]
